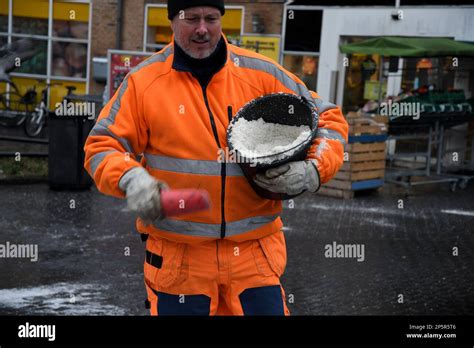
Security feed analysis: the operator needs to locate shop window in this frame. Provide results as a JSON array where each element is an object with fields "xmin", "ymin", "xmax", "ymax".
[
  {"xmin": 52, "ymin": 41, "xmax": 87, "ymax": 78},
  {"xmin": 145, "ymin": 5, "xmax": 243, "ymax": 51},
  {"xmin": 51, "ymin": 1, "xmax": 89, "ymax": 78},
  {"xmin": 283, "ymin": 54, "xmax": 319, "ymax": 90},
  {"xmin": 284, "ymin": 9, "xmax": 322, "ymax": 53},
  {"xmin": 0, "ymin": 0, "xmax": 90, "ymax": 114},
  {"xmin": 401, "ymin": 57, "xmax": 458, "ymax": 93},
  {"xmin": 13, "ymin": 38, "xmax": 48, "ymax": 75},
  {"xmin": 12, "ymin": 0, "xmax": 49, "ymax": 36},
  {"xmin": 53, "ymin": 1, "xmax": 89, "ymax": 39}
]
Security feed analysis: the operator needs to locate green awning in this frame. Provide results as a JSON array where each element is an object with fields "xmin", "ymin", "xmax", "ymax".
[{"xmin": 340, "ymin": 37, "xmax": 474, "ymax": 57}]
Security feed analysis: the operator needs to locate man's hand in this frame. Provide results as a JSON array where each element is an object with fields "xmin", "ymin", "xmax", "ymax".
[
  {"xmin": 254, "ymin": 161, "xmax": 320, "ymax": 195},
  {"xmin": 119, "ymin": 167, "xmax": 169, "ymax": 225}
]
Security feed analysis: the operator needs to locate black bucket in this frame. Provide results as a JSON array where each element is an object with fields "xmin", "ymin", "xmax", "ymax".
[{"xmin": 227, "ymin": 93, "xmax": 319, "ymax": 200}]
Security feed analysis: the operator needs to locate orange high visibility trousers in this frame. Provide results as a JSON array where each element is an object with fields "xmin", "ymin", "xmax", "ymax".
[{"xmin": 143, "ymin": 230, "xmax": 290, "ymax": 316}]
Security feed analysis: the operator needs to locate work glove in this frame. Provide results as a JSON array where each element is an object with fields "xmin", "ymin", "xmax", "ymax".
[
  {"xmin": 119, "ymin": 167, "xmax": 169, "ymax": 225},
  {"xmin": 254, "ymin": 160, "xmax": 320, "ymax": 195}
]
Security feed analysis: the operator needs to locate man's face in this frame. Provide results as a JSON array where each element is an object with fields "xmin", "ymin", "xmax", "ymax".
[{"xmin": 171, "ymin": 7, "xmax": 222, "ymax": 59}]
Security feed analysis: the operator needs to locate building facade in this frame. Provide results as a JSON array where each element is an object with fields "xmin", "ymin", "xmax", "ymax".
[
  {"xmin": 1, "ymin": 0, "xmax": 286, "ymax": 108},
  {"xmin": 1, "ymin": 0, "xmax": 473, "ymax": 112}
]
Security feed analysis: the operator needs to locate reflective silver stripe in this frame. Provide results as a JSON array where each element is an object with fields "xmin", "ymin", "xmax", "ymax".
[
  {"xmin": 90, "ymin": 150, "xmax": 117, "ymax": 177},
  {"xmin": 316, "ymin": 128, "xmax": 347, "ymax": 145},
  {"xmin": 144, "ymin": 153, "xmax": 244, "ymax": 177},
  {"xmin": 230, "ymin": 52, "xmax": 318, "ymax": 109},
  {"xmin": 88, "ymin": 45, "xmax": 174, "ymax": 174},
  {"xmin": 317, "ymin": 100, "xmax": 338, "ymax": 114},
  {"xmin": 153, "ymin": 214, "xmax": 280, "ymax": 237},
  {"xmin": 226, "ymin": 214, "xmax": 280, "ymax": 237},
  {"xmin": 226, "ymin": 163, "xmax": 245, "ymax": 177},
  {"xmin": 108, "ymin": 45, "xmax": 173, "ymax": 125},
  {"xmin": 89, "ymin": 119, "xmax": 135, "ymax": 155}
]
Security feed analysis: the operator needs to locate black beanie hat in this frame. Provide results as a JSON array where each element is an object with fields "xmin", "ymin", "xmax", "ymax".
[{"xmin": 168, "ymin": 0, "xmax": 225, "ymax": 20}]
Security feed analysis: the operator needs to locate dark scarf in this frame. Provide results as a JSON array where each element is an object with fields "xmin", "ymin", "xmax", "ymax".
[{"xmin": 173, "ymin": 36, "xmax": 227, "ymax": 87}]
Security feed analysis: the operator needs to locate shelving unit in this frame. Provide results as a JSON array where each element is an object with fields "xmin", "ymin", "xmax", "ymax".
[{"xmin": 385, "ymin": 114, "xmax": 474, "ymax": 192}]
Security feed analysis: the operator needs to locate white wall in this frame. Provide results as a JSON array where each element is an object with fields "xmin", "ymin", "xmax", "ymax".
[{"xmin": 315, "ymin": 7, "xmax": 474, "ymax": 105}]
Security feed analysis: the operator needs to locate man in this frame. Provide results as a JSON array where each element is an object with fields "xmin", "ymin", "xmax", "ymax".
[{"xmin": 84, "ymin": 0, "xmax": 348, "ymax": 316}]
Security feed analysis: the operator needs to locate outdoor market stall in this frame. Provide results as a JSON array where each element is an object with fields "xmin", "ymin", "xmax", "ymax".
[{"xmin": 340, "ymin": 36, "xmax": 474, "ymax": 192}]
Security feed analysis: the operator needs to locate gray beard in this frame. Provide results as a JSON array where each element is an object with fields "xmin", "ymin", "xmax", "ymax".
[{"xmin": 176, "ymin": 41, "xmax": 218, "ymax": 59}]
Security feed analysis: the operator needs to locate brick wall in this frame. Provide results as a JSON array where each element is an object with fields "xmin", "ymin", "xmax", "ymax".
[
  {"xmin": 89, "ymin": 0, "xmax": 285, "ymax": 94},
  {"xmin": 122, "ymin": 0, "xmax": 146, "ymax": 51},
  {"xmin": 90, "ymin": 0, "xmax": 118, "ymax": 94}
]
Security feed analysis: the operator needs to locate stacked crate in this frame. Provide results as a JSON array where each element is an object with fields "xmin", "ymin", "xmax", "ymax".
[{"xmin": 317, "ymin": 112, "xmax": 388, "ymax": 199}]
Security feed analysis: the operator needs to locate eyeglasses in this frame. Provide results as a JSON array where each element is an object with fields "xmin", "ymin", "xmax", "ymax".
[{"xmin": 180, "ymin": 14, "xmax": 221, "ymax": 25}]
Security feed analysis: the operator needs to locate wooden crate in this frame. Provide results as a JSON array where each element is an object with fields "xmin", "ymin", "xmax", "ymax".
[
  {"xmin": 316, "ymin": 114, "xmax": 387, "ymax": 199},
  {"xmin": 346, "ymin": 113, "xmax": 388, "ymax": 135},
  {"xmin": 346, "ymin": 111, "xmax": 389, "ymax": 124}
]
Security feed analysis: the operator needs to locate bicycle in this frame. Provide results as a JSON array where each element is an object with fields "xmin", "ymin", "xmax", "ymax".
[
  {"xmin": 0, "ymin": 74, "xmax": 81, "ymax": 137},
  {"xmin": 23, "ymin": 80, "xmax": 62, "ymax": 137},
  {"xmin": 0, "ymin": 76, "xmax": 36, "ymax": 127}
]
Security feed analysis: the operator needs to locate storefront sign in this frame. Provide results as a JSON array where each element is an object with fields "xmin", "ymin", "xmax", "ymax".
[
  {"xmin": 364, "ymin": 80, "xmax": 387, "ymax": 100},
  {"xmin": 240, "ymin": 35, "xmax": 281, "ymax": 62},
  {"xmin": 107, "ymin": 50, "xmax": 152, "ymax": 101}
]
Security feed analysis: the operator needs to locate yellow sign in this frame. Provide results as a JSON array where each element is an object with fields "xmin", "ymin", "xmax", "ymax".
[
  {"xmin": 9, "ymin": 0, "xmax": 89, "ymax": 22},
  {"xmin": 364, "ymin": 80, "xmax": 387, "ymax": 100},
  {"xmin": 240, "ymin": 35, "xmax": 281, "ymax": 62}
]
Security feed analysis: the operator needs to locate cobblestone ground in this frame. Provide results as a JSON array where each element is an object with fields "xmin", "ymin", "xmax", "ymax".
[{"xmin": 0, "ymin": 182, "xmax": 472, "ymax": 315}]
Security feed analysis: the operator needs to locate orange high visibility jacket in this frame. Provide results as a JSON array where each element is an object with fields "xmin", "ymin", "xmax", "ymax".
[{"xmin": 84, "ymin": 35, "xmax": 348, "ymax": 244}]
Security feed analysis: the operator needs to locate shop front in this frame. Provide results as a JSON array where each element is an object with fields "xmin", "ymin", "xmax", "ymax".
[
  {"xmin": 0, "ymin": 0, "xmax": 91, "ymax": 110},
  {"xmin": 282, "ymin": 0, "xmax": 474, "ymax": 108},
  {"xmin": 340, "ymin": 36, "xmax": 474, "ymax": 114}
]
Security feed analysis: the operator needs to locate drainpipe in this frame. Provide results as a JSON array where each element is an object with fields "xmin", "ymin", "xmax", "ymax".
[{"xmin": 116, "ymin": 0, "xmax": 124, "ymax": 49}]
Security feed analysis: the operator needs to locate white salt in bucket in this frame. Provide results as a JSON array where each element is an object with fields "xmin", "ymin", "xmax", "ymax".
[{"xmin": 227, "ymin": 93, "xmax": 319, "ymax": 200}]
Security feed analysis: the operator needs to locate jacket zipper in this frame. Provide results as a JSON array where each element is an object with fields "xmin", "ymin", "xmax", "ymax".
[{"xmin": 201, "ymin": 85, "xmax": 226, "ymax": 239}]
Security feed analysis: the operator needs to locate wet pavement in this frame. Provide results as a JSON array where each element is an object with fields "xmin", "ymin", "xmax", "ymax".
[{"xmin": 0, "ymin": 182, "xmax": 473, "ymax": 315}]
